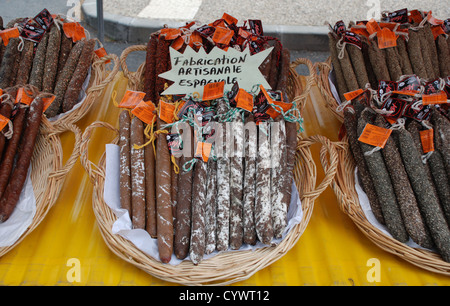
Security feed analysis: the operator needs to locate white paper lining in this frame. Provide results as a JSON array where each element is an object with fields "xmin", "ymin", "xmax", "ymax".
[
  {"xmin": 104, "ymin": 144, "xmax": 304, "ymax": 265},
  {"xmin": 353, "ymin": 167, "xmax": 436, "ymax": 252},
  {"xmin": 0, "ymin": 166, "xmax": 36, "ymax": 247}
]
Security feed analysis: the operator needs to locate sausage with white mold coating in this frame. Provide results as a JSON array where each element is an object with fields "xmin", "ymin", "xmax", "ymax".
[
  {"xmin": 118, "ymin": 110, "xmax": 132, "ymax": 218},
  {"xmin": 130, "ymin": 116, "xmax": 146, "ymax": 229}
]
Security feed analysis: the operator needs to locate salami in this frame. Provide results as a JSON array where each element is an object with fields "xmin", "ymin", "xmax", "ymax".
[
  {"xmin": 229, "ymin": 114, "xmax": 245, "ymax": 250},
  {"xmin": 0, "ymin": 95, "xmax": 43, "ymax": 222},
  {"xmin": 174, "ymin": 125, "xmax": 194, "ymax": 259},
  {"xmin": 394, "ymin": 127, "xmax": 450, "ymax": 263},
  {"xmin": 436, "ymin": 35, "xmax": 450, "ymax": 78},
  {"xmin": 268, "ymin": 41, "xmax": 281, "ymax": 90},
  {"xmin": 56, "ymin": 30, "xmax": 74, "ymax": 81},
  {"xmin": 155, "ymin": 118, "xmax": 173, "ymax": 263},
  {"xmin": 431, "ymin": 108, "xmax": 450, "ymax": 177},
  {"xmin": 45, "ymin": 40, "xmax": 85, "ymax": 118},
  {"xmin": 271, "ymin": 116, "xmax": 288, "ymax": 239},
  {"xmin": 215, "ymin": 99, "xmax": 231, "ymax": 251},
  {"xmin": 375, "ymin": 115, "xmax": 433, "ymax": 248},
  {"xmin": 15, "ymin": 39, "xmax": 35, "ymax": 86},
  {"xmin": 367, "ymin": 36, "xmax": 391, "ymax": 82},
  {"xmin": 42, "ymin": 24, "xmax": 62, "ymax": 93},
  {"xmin": 205, "ymin": 152, "xmax": 218, "ymax": 253},
  {"xmin": 0, "ymin": 37, "xmax": 21, "ymax": 89},
  {"xmin": 29, "ymin": 32, "xmax": 49, "ymax": 91},
  {"xmin": 383, "ymin": 46, "xmax": 403, "ymax": 82},
  {"xmin": 347, "ymin": 43, "xmax": 370, "ymax": 89},
  {"xmin": 118, "ymin": 110, "xmax": 132, "ymax": 217},
  {"xmin": 189, "ymin": 160, "xmax": 207, "ymax": 265},
  {"xmin": 62, "ymin": 38, "xmax": 95, "ymax": 113},
  {"xmin": 276, "ymin": 47, "xmax": 291, "ymax": 93},
  {"xmin": 154, "ymin": 37, "xmax": 170, "ymax": 104},
  {"xmin": 130, "ymin": 116, "xmax": 146, "ymax": 229},
  {"xmin": 328, "ymin": 33, "xmax": 348, "ymax": 103},
  {"xmin": 396, "ymin": 37, "xmax": 413, "ymax": 76},
  {"xmin": 357, "ymin": 109, "xmax": 408, "ymax": 242},
  {"xmin": 143, "ymin": 34, "xmax": 158, "ymax": 104},
  {"xmin": 243, "ymin": 114, "xmax": 257, "ymax": 245},
  {"xmin": 407, "ymin": 30, "xmax": 428, "ymax": 79},
  {"xmin": 343, "ymin": 106, "xmax": 385, "ymax": 224},
  {"xmin": 255, "ymin": 121, "xmax": 274, "ymax": 245},
  {"xmin": 144, "ymin": 124, "xmax": 156, "ymax": 237}
]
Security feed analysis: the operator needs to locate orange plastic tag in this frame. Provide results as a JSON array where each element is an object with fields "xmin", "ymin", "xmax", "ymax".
[
  {"xmin": 235, "ymin": 88, "xmax": 254, "ymax": 112},
  {"xmin": 427, "ymin": 13, "xmax": 444, "ymax": 26},
  {"xmin": 42, "ymin": 95, "xmax": 56, "ymax": 112},
  {"xmin": 63, "ymin": 22, "xmax": 86, "ymax": 42},
  {"xmin": 194, "ymin": 141, "xmax": 212, "ymax": 162},
  {"xmin": 119, "ymin": 90, "xmax": 146, "ymax": 109},
  {"xmin": 160, "ymin": 28, "xmax": 181, "ymax": 40},
  {"xmin": 409, "ymin": 10, "xmax": 424, "ymax": 24},
  {"xmin": 188, "ymin": 31, "xmax": 203, "ymax": 49},
  {"xmin": 0, "ymin": 114, "xmax": 9, "ymax": 132},
  {"xmin": 0, "ymin": 27, "xmax": 20, "ymax": 46},
  {"xmin": 422, "ymin": 91, "xmax": 448, "ymax": 105},
  {"xmin": 15, "ymin": 88, "xmax": 34, "ymax": 105},
  {"xmin": 266, "ymin": 101, "xmax": 294, "ymax": 119},
  {"xmin": 171, "ymin": 36, "xmax": 185, "ymax": 51},
  {"xmin": 131, "ymin": 101, "xmax": 156, "ymax": 125},
  {"xmin": 392, "ymin": 90, "xmax": 419, "ymax": 96},
  {"xmin": 378, "ymin": 27, "xmax": 397, "ymax": 49},
  {"xmin": 344, "ymin": 89, "xmax": 364, "ymax": 101},
  {"xmin": 222, "ymin": 13, "xmax": 238, "ymax": 25},
  {"xmin": 202, "ymin": 81, "xmax": 225, "ymax": 100},
  {"xmin": 420, "ymin": 129, "xmax": 434, "ymax": 153},
  {"xmin": 431, "ymin": 25, "xmax": 446, "ymax": 40},
  {"xmin": 94, "ymin": 47, "xmax": 110, "ymax": 63},
  {"xmin": 212, "ymin": 27, "xmax": 234, "ymax": 45},
  {"xmin": 366, "ymin": 19, "xmax": 381, "ymax": 35},
  {"xmin": 358, "ymin": 123, "xmax": 392, "ymax": 148},
  {"xmin": 158, "ymin": 100, "xmax": 176, "ymax": 123}
]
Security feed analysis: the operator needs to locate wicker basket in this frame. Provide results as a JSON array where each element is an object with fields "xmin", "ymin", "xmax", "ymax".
[
  {"xmin": 79, "ymin": 45, "xmax": 337, "ymax": 285},
  {"xmin": 0, "ymin": 118, "xmax": 81, "ymax": 257},
  {"xmin": 329, "ymin": 138, "xmax": 450, "ymax": 276},
  {"xmin": 314, "ymin": 58, "xmax": 345, "ymax": 123}
]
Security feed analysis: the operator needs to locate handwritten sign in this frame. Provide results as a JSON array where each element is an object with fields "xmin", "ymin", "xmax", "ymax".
[{"xmin": 159, "ymin": 46, "xmax": 273, "ymax": 99}]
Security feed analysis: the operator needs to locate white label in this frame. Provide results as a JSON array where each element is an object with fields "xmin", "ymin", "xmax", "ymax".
[{"xmin": 159, "ymin": 46, "xmax": 273, "ymax": 98}]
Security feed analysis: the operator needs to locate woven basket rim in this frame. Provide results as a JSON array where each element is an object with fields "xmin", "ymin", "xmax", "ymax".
[
  {"xmin": 0, "ymin": 118, "xmax": 81, "ymax": 257},
  {"xmin": 80, "ymin": 48, "xmax": 338, "ymax": 285},
  {"xmin": 331, "ymin": 138, "xmax": 450, "ymax": 276}
]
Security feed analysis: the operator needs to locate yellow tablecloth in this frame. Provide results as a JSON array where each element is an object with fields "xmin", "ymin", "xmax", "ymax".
[{"xmin": 0, "ymin": 71, "xmax": 449, "ymax": 286}]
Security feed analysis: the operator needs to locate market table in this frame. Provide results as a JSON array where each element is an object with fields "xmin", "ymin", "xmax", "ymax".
[{"xmin": 0, "ymin": 70, "xmax": 449, "ymax": 286}]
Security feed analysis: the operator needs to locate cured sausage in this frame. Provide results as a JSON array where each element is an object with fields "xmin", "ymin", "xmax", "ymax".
[
  {"xmin": 29, "ymin": 32, "xmax": 49, "ymax": 91},
  {"xmin": 144, "ymin": 123, "xmax": 157, "ymax": 238},
  {"xmin": 205, "ymin": 153, "xmax": 218, "ymax": 253},
  {"xmin": 118, "ymin": 110, "xmax": 132, "ymax": 217},
  {"xmin": 15, "ymin": 39, "xmax": 35, "ymax": 86},
  {"xmin": 0, "ymin": 95, "xmax": 43, "ymax": 222},
  {"xmin": 42, "ymin": 24, "xmax": 62, "ymax": 93},
  {"xmin": 0, "ymin": 37, "xmax": 21, "ymax": 89},
  {"xmin": 143, "ymin": 34, "xmax": 158, "ymax": 103},
  {"xmin": 62, "ymin": 39, "xmax": 95, "ymax": 113},
  {"xmin": 155, "ymin": 118, "xmax": 173, "ymax": 263},
  {"xmin": 243, "ymin": 114, "xmax": 257, "ymax": 245},
  {"xmin": 130, "ymin": 116, "xmax": 146, "ymax": 229}
]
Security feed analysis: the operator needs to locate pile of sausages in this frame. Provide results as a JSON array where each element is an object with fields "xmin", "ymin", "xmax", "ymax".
[
  {"xmin": 328, "ymin": 9, "xmax": 449, "ymax": 103},
  {"xmin": 0, "ymin": 87, "xmax": 46, "ymax": 222},
  {"xmin": 342, "ymin": 88, "xmax": 450, "ymax": 263},
  {"xmin": 0, "ymin": 12, "xmax": 95, "ymax": 119},
  {"xmin": 143, "ymin": 15, "xmax": 291, "ymax": 107},
  {"xmin": 118, "ymin": 98, "xmax": 298, "ymax": 265}
]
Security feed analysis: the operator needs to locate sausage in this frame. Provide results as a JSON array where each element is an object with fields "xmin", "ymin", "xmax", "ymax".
[
  {"xmin": 407, "ymin": 30, "xmax": 428, "ymax": 79},
  {"xmin": 145, "ymin": 123, "xmax": 157, "ymax": 238},
  {"xmin": 338, "ymin": 37, "xmax": 359, "ymax": 91},
  {"xmin": 215, "ymin": 99, "xmax": 231, "ymax": 251},
  {"xmin": 170, "ymin": 156, "xmax": 179, "ymax": 218},
  {"xmin": 189, "ymin": 160, "xmax": 207, "ymax": 265},
  {"xmin": 423, "ymin": 24, "xmax": 440, "ymax": 79},
  {"xmin": 15, "ymin": 39, "xmax": 35, "ymax": 86},
  {"xmin": 0, "ymin": 95, "xmax": 44, "ymax": 222},
  {"xmin": 271, "ymin": 116, "xmax": 289, "ymax": 239},
  {"xmin": 357, "ymin": 109, "xmax": 408, "ymax": 243},
  {"xmin": 174, "ymin": 126, "xmax": 194, "ymax": 259},
  {"xmin": 368, "ymin": 36, "xmax": 391, "ymax": 82},
  {"xmin": 130, "ymin": 116, "xmax": 146, "ymax": 229},
  {"xmin": 394, "ymin": 127, "xmax": 450, "ymax": 263},
  {"xmin": 284, "ymin": 119, "xmax": 298, "ymax": 205},
  {"xmin": 374, "ymin": 115, "xmax": 434, "ymax": 249},
  {"xmin": 418, "ymin": 27, "xmax": 437, "ymax": 80},
  {"xmin": 29, "ymin": 32, "xmax": 50, "ymax": 91},
  {"xmin": 383, "ymin": 46, "xmax": 403, "ymax": 82},
  {"xmin": 56, "ymin": 30, "xmax": 74, "ymax": 81},
  {"xmin": 143, "ymin": 34, "xmax": 158, "ymax": 103},
  {"xmin": 276, "ymin": 47, "xmax": 291, "ymax": 93},
  {"xmin": 347, "ymin": 43, "xmax": 370, "ymax": 89},
  {"xmin": 343, "ymin": 106, "xmax": 385, "ymax": 224},
  {"xmin": 154, "ymin": 37, "xmax": 170, "ymax": 104},
  {"xmin": 268, "ymin": 40, "xmax": 281, "ymax": 90},
  {"xmin": 243, "ymin": 114, "xmax": 257, "ymax": 245},
  {"xmin": 62, "ymin": 39, "xmax": 95, "ymax": 113},
  {"xmin": 42, "ymin": 24, "xmax": 62, "ymax": 93},
  {"xmin": 155, "ymin": 118, "xmax": 173, "ymax": 263},
  {"xmin": 205, "ymin": 153, "xmax": 218, "ymax": 253},
  {"xmin": 229, "ymin": 114, "xmax": 245, "ymax": 250},
  {"xmin": 0, "ymin": 37, "xmax": 21, "ymax": 89},
  {"xmin": 118, "ymin": 110, "xmax": 132, "ymax": 217},
  {"xmin": 396, "ymin": 37, "xmax": 413, "ymax": 76},
  {"xmin": 328, "ymin": 33, "xmax": 348, "ymax": 103},
  {"xmin": 255, "ymin": 121, "xmax": 274, "ymax": 245},
  {"xmin": 431, "ymin": 108, "xmax": 450, "ymax": 177},
  {"xmin": 436, "ymin": 35, "xmax": 450, "ymax": 78},
  {"xmin": 45, "ymin": 39, "xmax": 85, "ymax": 118}
]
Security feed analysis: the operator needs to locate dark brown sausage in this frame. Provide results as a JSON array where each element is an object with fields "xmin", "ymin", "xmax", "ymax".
[
  {"xmin": 130, "ymin": 116, "xmax": 146, "ymax": 229},
  {"xmin": 0, "ymin": 95, "xmax": 43, "ymax": 222},
  {"xmin": 0, "ymin": 37, "xmax": 21, "ymax": 89},
  {"xmin": 15, "ymin": 39, "xmax": 35, "ymax": 86},
  {"xmin": 144, "ymin": 122, "xmax": 157, "ymax": 237},
  {"xmin": 62, "ymin": 39, "xmax": 95, "ymax": 113},
  {"xmin": 29, "ymin": 32, "xmax": 50, "ymax": 91},
  {"xmin": 143, "ymin": 34, "xmax": 158, "ymax": 104},
  {"xmin": 42, "ymin": 24, "xmax": 62, "ymax": 93}
]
